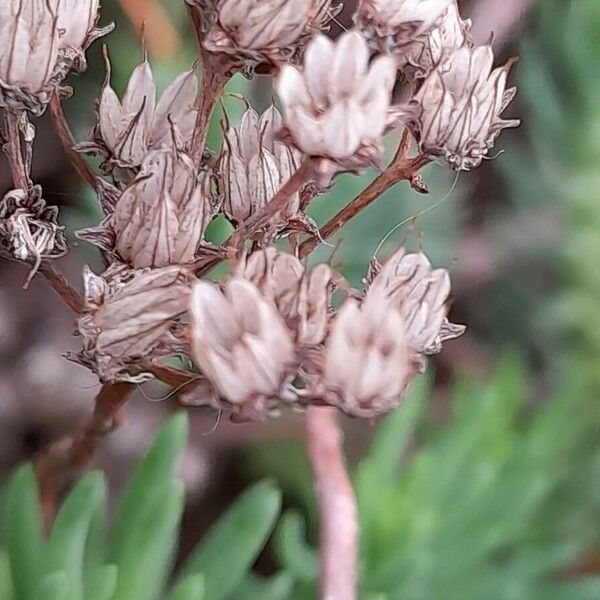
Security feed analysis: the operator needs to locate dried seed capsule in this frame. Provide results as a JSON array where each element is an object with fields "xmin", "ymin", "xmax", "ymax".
[
  {"xmin": 276, "ymin": 30, "xmax": 400, "ymax": 183},
  {"xmin": 189, "ymin": 277, "xmax": 297, "ymax": 420},
  {"xmin": 75, "ymin": 264, "xmax": 195, "ymax": 382},
  {"xmin": 411, "ymin": 45, "xmax": 520, "ymax": 170}
]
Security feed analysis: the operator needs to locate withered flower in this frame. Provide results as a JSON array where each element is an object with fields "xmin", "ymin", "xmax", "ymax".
[
  {"xmin": 367, "ymin": 247, "xmax": 465, "ymax": 367},
  {"xmin": 82, "ymin": 59, "xmax": 198, "ymax": 175},
  {"xmin": 0, "ymin": 0, "xmax": 109, "ymax": 114},
  {"xmin": 189, "ymin": 277, "xmax": 297, "ymax": 420},
  {"xmin": 0, "ymin": 186, "xmax": 67, "ymax": 268},
  {"xmin": 79, "ymin": 150, "xmax": 213, "ymax": 268},
  {"xmin": 399, "ymin": 1, "xmax": 472, "ymax": 80},
  {"xmin": 204, "ymin": 0, "xmax": 336, "ymax": 62},
  {"xmin": 323, "ymin": 295, "xmax": 413, "ymax": 418},
  {"xmin": 242, "ymin": 247, "xmax": 333, "ymax": 346},
  {"xmin": 356, "ymin": 0, "xmax": 452, "ymax": 54},
  {"xmin": 75, "ymin": 264, "xmax": 195, "ymax": 382},
  {"xmin": 57, "ymin": 0, "xmax": 113, "ymax": 72},
  {"xmin": 276, "ymin": 30, "xmax": 399, "ymax": 183},
  {"xmin": 220, "ymin": 106, "xmax": 300, "ymax": 224},
  {"xmin": 411, "ymin": 45, "xmax": 520, "ymax": 170}
]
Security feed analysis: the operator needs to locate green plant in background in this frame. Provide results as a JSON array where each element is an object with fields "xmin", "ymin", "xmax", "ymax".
[
  {"xmin": 514, "ymin": 0, "xmax": 600, "ymax": 372},
  {"xmin": 246, "ymin": 360, "xmax": 600, "ymax": 599},
  {"xmin": 0, "ymin": 414, "xmax": 284, "ymax": 600}
]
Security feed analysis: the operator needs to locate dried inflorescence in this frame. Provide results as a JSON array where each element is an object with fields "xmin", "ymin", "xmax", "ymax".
[
  {"xmin": 277, "ymin": 30, "xmax": 400, "ymax": 184},
  {"xmin": 0, "ymin": 187, "xmax": 67, "ymax": 267},
  {"xmin": 411, "ymin": 46, "xmax": 520, "ymax": 170},
  {"xmin": 0, "ymin": 0, "xmax": 519, "ymax": 427},
  {"xmin": 203, "ymin": 0, "xmax": 338, "ymax": 62},
  {"xmin": 79, "ymin": 58, "xmax": 198, "ymax": 178},
  {"xmin": 78, "ymin": 149, "xmax": 216, "ymax": 268},
  {"xmin": 74, "ymin": 264, "xmax": 196, "ymax": 383},
  {"xmin": 0, "ymin": 0, "xmax": 110, "ymax": 114},
  {"xmin": 220, "ymin": 106, "xmax": 301, "ymax": 225}
]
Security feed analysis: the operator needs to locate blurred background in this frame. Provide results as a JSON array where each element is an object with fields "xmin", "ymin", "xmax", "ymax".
[{"xmin": 1, "ymin": 0, "xmax": 599, "ymax": 597}]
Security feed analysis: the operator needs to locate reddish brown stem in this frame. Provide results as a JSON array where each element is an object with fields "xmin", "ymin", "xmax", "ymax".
[
  {"xmin": 35, "ymin": 382, "xmax": 135, "ymax": 508},
  {"xmin": 198, "ymin": 159, "xmax": 313, "ymax": 276},
  {"xmin": 299, "ymin": 132, "xmax": 430, "ymax": 258},
  {"xmin": 38, "ymin": 261, "xmax": 84, "ymax": 313},
  {"xmin": 49, "ymin": 91, "xmax": 97, "ymax": 191},
  {"xmin": 1, "ymin": 111, "xmax": 30, "ymax": 189},
  {"xmin": 306, "ymin": 407, "xmax": 359, "ymax": 600}
]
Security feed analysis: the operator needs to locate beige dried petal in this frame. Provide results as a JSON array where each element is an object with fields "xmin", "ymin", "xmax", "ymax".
[
  {"xmin": 77, "ymin": 265, "xmax": 195, "ymax": 382},
  {"xmin": 412, "ymin": 45, "xmax": 519, "ymax": 170},
  {"xmin": 276, "ymin": 31, "xmax": 399, "ymax": 174},
  {"xmin": 324, "ymin": 296, "xmax": 412, "ymax": 417},
  {"xmin": 367, "ymin": 247, "xmax": 464, "ymax": 355},
  {"xmin": 190, "ymin": 278, "xmax": 296, "ymax": 409}
]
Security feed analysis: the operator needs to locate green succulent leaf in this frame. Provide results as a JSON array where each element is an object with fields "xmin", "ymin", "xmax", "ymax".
[
  {"xmin": 35, "ymin": 571, "xmax": 70, "ymax": 600},
  {"xmin": 274, "ymin": 511, "xmax": 317, "ymax": 583},
  {"xmin": 84, "ymin": 565, "xmax": 118, "ymax": 600},
  {"xmin": 168, "ymin": 574, "xmax": 205, "ymax": 600}
]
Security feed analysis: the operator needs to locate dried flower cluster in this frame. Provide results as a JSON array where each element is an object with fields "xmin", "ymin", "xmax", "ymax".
[{"xmin": 0, "ymin": 0, "xmax": 519, "ymax": 425}]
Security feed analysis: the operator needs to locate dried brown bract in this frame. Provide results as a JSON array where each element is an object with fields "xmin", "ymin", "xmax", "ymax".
[
  {"xmin": 78, "ymin": 149, "xmax": 215, "ymax": 268},
  {"xmin": 74, "ymin": 264, "xmax": 196, "ymax": 383},
  {"xmin": 189, "ymin": 277, "xmax": 297, "ymax": 420},
  {"xmin": 411, "ymin": 45, "xmax": 520, "ymax": 170}
]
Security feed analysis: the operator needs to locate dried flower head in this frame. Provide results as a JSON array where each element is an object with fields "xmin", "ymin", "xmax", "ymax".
[
  {"xmin": 276, "ymin": 30, "xmax": 399, "ymax": 183},
  {"xmin": 220, "ymin": 106, "xmax": 300, "ymax": 224},
  {"xmin": 399, "ymin": 1, "xmax": 472, "ymax": 80},
  {"xmin": 204, "ymin": 0, "xmax": 336, "ymax": 62},
  {"xmin": 189, "ymin": 277, "xmax": 297, "ymax": 420},
  {"xmin": 0, "ymin": 0, "xmax": 109, "ymax": 114},
  {"xmin": 81, "ymin": 58, "xmax": 198, "ymax": 176},
  {"xmin": 57, "ymin": 0, "xmax": 113, "ymax": 72},
  {"xmin": 356, "ymin": 0, "xmax": 452, "ymax": 52},
  {"xmin": 79, "ymin": 150, "xmax": 214, "ymax": 268},
  {"xmin": 75, "ymin": 264, "xmax": 195, "ymax": 382},
  {"xmin": 367, "ymin": 247, "xmax": 465, "ymax": 368},
  {"xmin": 411, "ymin": 45, "xmax": 520, "ymax": 170},
  {"xmin": 0, "ymin": 186, "xmax": 67, "ymax": 268},
  {"xmin": 322, "ymin": 295, "xmax": 413, "ymax": 418},
  {"xmin": 241, "ymin": 247, "xmax": 333, "ymax": 346}
]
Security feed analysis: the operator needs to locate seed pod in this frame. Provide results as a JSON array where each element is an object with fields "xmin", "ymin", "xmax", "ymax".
[
  {"xmin": 204, "ymin": 0, "xmax": 336, "ymax": 62},
  {"xmin": 75, "ymin": 264, "xmax": 195, "ymax": 382},
  {"xmin": 411, "ymin": 45, "xmax": 520, "ymax": 170},
  {"xmin": 78, "ymin": 149, "xmax": 213, "ymax": 269},
  {"xmin": 189, "ymin": 277, "xmax": 297, "ymax": 420},
  {"xmin": 356, "ymin": 0, "xmax": 453, "ymax": 52},
  {"xmin": 323, "ymin": 295, "xmax": 413, "ymax": 418},
  {"xmin": 276, "ymin": 30, "xmax": 400, "ymax": 183},
  {"xmin": 220, "ymin": 106, "xmax": 300, "ymax": 224},
  {"xmin": 83, "ymin": 58, "xmax": 198, "ymax": 175},
  {"xmin": 367, "ymin": 247, "xmax": 465, "ymax": 362}
]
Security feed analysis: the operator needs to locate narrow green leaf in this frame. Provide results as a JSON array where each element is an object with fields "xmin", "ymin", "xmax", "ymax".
[
  {"xmin": 0, "ymin": 549, "xmax": 15, "ymax": 600},
  {"xmin": 45, "ymin": 471, "xmax": 106, "ymax": 600},
  {"xmin": 112, "ymin": 481, "xmax": 184, "ymax": 600},
  {"xmin": 84, "ymin": 565, "xmax": 118, "ymax": 600},
  {"xmin": 35, "ymin": 571, "xmax": 70, "ymax": 600},
  {"xmin": 274, "ymin": 511, "xmax": 317, "ymax": 582},
  {"xmin": 233, "ymin": 572, "xmax": 294, "ymax": 600},
  {"xmin": 179, "ymin": 481, "xmax": 281, "ymax": 600},
  {"xmin": 110, "ymin": 412, "xmax": 188, "ymax": 559},
  {"xmin": 5, "ymin": 464, "xmax": 44, "ymax": 599},
  {"xmin": 168, "ymin": 574, "xmax": 205, "ymax": 600}
]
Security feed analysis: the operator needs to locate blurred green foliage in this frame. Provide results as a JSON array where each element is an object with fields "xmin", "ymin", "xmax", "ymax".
[{"xmin": 0, "ymin": 414, "xmax": 282, "ymax": 600}]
